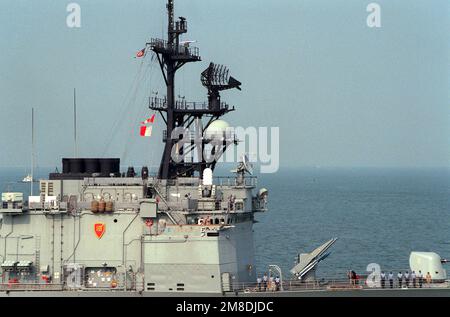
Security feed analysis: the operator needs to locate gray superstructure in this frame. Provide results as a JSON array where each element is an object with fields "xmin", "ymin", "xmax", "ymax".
[{"xmin": 0, "ymin": 169, "xmax": 266, "ymax": 293}]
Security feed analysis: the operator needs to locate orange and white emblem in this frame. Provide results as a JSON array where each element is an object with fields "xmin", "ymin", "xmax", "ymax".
[{"xmin": 94, "ymin": 223, "xmax": 105, "ymax": 239}]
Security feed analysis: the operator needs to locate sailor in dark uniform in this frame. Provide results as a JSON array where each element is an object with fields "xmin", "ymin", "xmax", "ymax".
[{"xmin": 411, "ymin": 271, "xmax": 417, "ymax": 288}]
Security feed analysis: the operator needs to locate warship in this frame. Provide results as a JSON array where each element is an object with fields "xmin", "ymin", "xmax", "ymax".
[
  {"xmin": 0, "ymin": 0, "xmax": 449, "ymax": 297},
  {"xmin": 0, "ymin": 0, "xmax": 268, "ymax": 296}
]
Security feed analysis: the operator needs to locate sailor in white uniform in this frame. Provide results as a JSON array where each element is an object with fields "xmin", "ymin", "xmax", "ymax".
[
  {"xmin": 388, "ymin": 272, "xmax": 394, "ymax": 288},
  {"xmin": 262, "ymin": 273, "xmax": 268, "ymax": 291},
  {"xmin": 275, "ymin": 276, "xmax": 280, "ymax": 291},
  {"xmin": 380, "ymin": 271, "xmax": 386, "ymax": 288},
  {"xmin": 397, "ymin": 272, "xmax": 403, "ymax": 288},
  {"xmin": 256, "ymin": 275, "xmax": 262, "ymax": 292},
  {"xmin": 404, "ymin": 271, "xmax": 410, "ymax": 287}
]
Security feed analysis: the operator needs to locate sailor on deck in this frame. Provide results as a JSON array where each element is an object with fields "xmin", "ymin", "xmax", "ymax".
[
  {"xmin": 256, "ymin": 275, "xmax": 262, "ymax": 292},
  {"xmin": 426, "ymin": 272, "xmax": 432, "ymax": 286},
  {"xmin": 262, "ymin": 273, "xmax": 268, "ymax": 291},
  {"xmin": 275, "ymin": 276, "xmax": 280, "ymax": 291},
  {"xmin": 269, "ymin": 275, "xmax": 275, "ymax": 292},
  {"xmin": 404, "ymin": 271, "xmax": 410, "ymax": 287},
  {"xmin": 418, "ymin": 271, "xmax": 423, "ymax": 288},
  {"xmin": 388, "ymin": 272, "xmax": 394, "ymax": 288},
  {"xmin": 380, "ymin": 271, "xmax": 386, "ymax": 288},
  {"xmin": 397, "ymin": 272, "xmax": 403, "ymax": 288},
  {"xmin": 411, "ymin": 271, "xmax": 417, "ymax": 288}
]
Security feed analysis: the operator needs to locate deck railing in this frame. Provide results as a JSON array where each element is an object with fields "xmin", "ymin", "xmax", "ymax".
[
  {"xmin": 228, "ymin": 278, "xmax": 450, "ymax": 293},
  {"xmin": 150, "ymin": 97, "xmax": 230, "ymax": 112},
  {"xmin": 150, "ymin": 38, "xmax": 200, "ymax": 59},
  {"xmin": 0, "ymin": 283, "xmax": 64, "ymax": 291}
]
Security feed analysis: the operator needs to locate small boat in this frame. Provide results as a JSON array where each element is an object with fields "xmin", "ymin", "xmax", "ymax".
[{"xmin": 21, "ymin": 174, "xmax": 33, "ymax": 183}]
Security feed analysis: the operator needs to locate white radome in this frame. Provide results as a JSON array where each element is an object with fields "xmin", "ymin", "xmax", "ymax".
[
  {"xmin": 409, "ymin": 252, "xmax": 447, "ymax": 280},
  {"xmin": 205, "ymin": 120, "xmax": 230, "ymax": 138}
]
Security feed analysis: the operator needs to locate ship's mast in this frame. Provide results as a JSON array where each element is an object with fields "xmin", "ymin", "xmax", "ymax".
[
  {"xmin": 149, "ymin": 0, "xmax": 194, "ymax": 180},
  {"xmin": 149, "ymin": 0, "xmax": 240, "ymax": 180},
  {"xmin": 73, "ymin": 88, "xmax": 78, "ymax": 158},
  {"xmin": 31, "ymin": 107, "xmax": 35, "ymax": 196},
  {"xmin": 163, "ymin": 0, "xmax": 176, "ymax": 180}
]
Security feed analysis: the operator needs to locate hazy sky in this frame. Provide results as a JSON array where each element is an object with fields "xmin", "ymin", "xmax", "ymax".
[{"xmin": 0, "ymin": 0, "xmax": 449, "ymax": 170}]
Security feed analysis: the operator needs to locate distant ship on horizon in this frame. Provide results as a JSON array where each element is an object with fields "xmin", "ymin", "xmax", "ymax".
[{"xmin": 21, "ymin": 174, "xmax": 33, "ymax": 183}]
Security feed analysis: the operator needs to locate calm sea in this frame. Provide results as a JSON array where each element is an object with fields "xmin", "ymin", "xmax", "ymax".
[
  {"xmin": 255, "ymin": 168, "xmax": 450, "ymax": 279},
  {"xmin": 1, "ymin": 167, "xmax": 449, "ymax": 279}
]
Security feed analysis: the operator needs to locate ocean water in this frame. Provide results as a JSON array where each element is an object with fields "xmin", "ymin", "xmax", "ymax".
[
  {"xmin": 1, "ymin": 167, "xmax": 449, "ymax": 279},
  {"xmin": 254, "ymin": 168, "xmax": 450, "ymax": 279}
]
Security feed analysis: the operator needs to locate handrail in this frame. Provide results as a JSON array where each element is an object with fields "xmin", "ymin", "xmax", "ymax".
[
  {"xmin": 150, "ymin": 184, "xmax": 179, "ymax": 225},
  {"xmin": 150, "ymin": 97, "xmax": 230, "ymax": 112},
  {"xmin": 0, "ymin": 283, "xmax": 64, "ymax": 291},
  {"xmin": 228, "ymin": 278, "xmax": 449, "ymax": 293},
  {"xmin": 150, "ymin": 38, "xmax": 200, "ymax": 58}
]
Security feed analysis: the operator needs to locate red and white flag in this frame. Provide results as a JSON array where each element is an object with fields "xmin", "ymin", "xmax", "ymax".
[
  {"xmin": 141, "ymin": 114, "xmax": 155, "ymax": 125},
  {"xmin": 136, "ymin": 48, "xmax": 146, "ymax": 58},
  {"xmin": 140, "ymin": 114, "xmax": 156, "ymax": 137},
  {"xmin": 140, "ymin": 126, "xmax": 153, "ymax": 137}
]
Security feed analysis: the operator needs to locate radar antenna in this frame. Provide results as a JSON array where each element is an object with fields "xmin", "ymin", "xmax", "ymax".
[
  {"xmin": 148, "ymin": 0, "xmax": 240, "ymax": 179},
  {"xmin": 201, "ymin": 63, "xmax": 241, "ymax": 111},
  {"xmin": 231, "ymin": 154, "xmax": 253, "ymax": 176}
]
